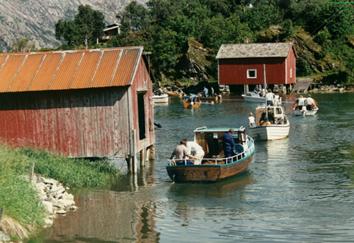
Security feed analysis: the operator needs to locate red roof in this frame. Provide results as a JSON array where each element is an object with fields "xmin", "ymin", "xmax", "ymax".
[{"xmin": 0, "ymin": 47, "xmax": 143, "ymax": 93}]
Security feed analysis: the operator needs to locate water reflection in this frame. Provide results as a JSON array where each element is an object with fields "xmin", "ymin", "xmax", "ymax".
[
  {"xmin": 168, "ymin": 172, "xmax": 254, "ymax": 198},
  {"xmin": 38, "ymin": 190, "xmax": 159, "ymax": 243}
]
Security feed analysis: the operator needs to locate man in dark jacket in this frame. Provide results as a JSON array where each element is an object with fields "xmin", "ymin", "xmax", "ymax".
[{"xmin": 223, "ymin": 129, "xmax": 235, "ymax": 158}]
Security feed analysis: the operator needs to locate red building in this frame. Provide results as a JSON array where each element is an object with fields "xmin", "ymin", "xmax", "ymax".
[
  {"xmin": 216, "ymin": 43, "xmax": 296, "ymax": 93},
  {"xmin": 0, "ymin": 47, "xmax": 154, "ymax": 171}
]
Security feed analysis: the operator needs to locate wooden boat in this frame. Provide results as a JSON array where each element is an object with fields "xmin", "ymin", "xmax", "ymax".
[
  {"xmin": 166, "ymin": 127, "xmax": 255, "ymax": 183},
  {"xmin": 166, "ymin": 90, "xmax": 184, "ymax": 98},
  {"xmin": 152, "ymin": 93, "xmax": 169, "ymax": 104},
  {"xmin": 182, "ymin": 96, "xmax": 201, "ymax": 109},
  {"xmin": 248, "ymin": 105, "xmax": 290, "ymax": 140},
  {"xmin": 199, "ymin": 94, "xmax": 222, "ymax": 104}
]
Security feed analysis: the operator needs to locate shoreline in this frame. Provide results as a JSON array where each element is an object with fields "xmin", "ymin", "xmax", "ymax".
[{"xmin": 0, "ymin": 175, "xmax": 77, "ymax": 242}]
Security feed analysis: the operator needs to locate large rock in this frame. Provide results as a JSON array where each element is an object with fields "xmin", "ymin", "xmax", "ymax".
[{"xmin": 0, "ymin": 0, "xmax": 146, "ymax": 50}]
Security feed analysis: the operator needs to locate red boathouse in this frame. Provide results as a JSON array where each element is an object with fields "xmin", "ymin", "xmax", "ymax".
[
  {"xmin": 0, "ymin": 46, "xmax": 154, "ymax": 172},
  {"xmin": 216, "ymin": 43, "xmax": 296, "ymax": 93}
]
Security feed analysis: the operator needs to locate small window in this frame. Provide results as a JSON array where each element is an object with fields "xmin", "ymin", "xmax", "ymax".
[
  {"xmin": 247, "ymin": 69, "xmax": 257, "ymax": 79},
  {"xmin": 290, "ymin": 68, "xmax": 293, "ymax": 78}
]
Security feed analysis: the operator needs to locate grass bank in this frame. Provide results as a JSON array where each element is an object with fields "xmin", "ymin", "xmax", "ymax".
[{"xmin": 0, "ymin": 145, "xmax": 120, "ymax": 238}]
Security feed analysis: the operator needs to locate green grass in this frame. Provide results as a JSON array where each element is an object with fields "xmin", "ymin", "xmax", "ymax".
[
  {"xmin": 0, "ymin": 147, "xmax": 44, "ymax": 226},
  {"xmin": 0, "ymin": 145, "xmax": 120, "ymax": 229},
  {"xmin": 20, "ymin": 148, "xmax": 119, "ymax": 188}
]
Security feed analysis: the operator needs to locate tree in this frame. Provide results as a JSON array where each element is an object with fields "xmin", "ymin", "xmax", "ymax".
[
  {"xmin": 11, "ymin": 38, "xmax": 35, "ymax": 52},
  {"xmin": 55, "ymin": 5, "xmax": 105, "ymax": 48}
]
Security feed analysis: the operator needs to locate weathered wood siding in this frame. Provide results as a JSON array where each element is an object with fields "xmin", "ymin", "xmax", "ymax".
[
  {"xmin": 285, "ymin": 48, "xmax": 296, "ymax": 84},
  {"xmin": 0, "ymin": 87, "xmax": 130, "ymax": 158},
  {"xmin": 130, "ymin": 58, "xmax": 155, "ymax": 153}
]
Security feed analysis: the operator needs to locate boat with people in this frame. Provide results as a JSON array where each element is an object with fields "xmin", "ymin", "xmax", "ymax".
[
  {"xmin": 166, "ymin": 126, "xmax": 255, "ymax": 183},
  {"xmin": 248, "ymin": 105, "xmax": 290, "ymax": 140},
  {"xmin": 242, "ymin": 90, "xmax": 282, "ymax": 105},
  {"xmin": 292, "ymin": 95, "xmax": 319, "ymax": 116},
  {"xmin": 199, "ymin": 94, "xmax": 222, "ymax": 104},
  {"xmin": 182, "ymin": 95, "xmax": 201, "ymax": 109}
]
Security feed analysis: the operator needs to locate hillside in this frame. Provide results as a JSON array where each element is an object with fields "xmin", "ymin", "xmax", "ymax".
[{"xmin": 0, "ymin": 0, "xmax": 144, "ymax": 50}]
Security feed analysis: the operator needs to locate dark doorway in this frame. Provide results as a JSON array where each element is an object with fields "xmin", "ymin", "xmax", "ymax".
[{"xmin": 137, "ymin": 92, "xmax": 146, "ymax": 140}]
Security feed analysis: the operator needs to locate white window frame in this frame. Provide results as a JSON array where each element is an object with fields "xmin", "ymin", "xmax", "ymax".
[
  {"xmin": 290, "ymin": 68, "xmax": 293, "ymax": 78},
  {"xmin": 247, "ymin": 69, "xmax": 257, "ymax": 79}
]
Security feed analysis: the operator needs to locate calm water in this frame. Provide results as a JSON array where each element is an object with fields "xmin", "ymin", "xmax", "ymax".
[{"xmin": 36, "ymin": 93, "xmax": 354, "ymax": 243}]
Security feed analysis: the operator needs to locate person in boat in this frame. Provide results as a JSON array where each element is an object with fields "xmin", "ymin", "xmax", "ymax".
[
  {"xmin": 305, "ymin": 95, "xmax": 317, "ymax": 111},
  {"xmin": 203, "ymin": 86, "xmax": 209, "ymax": 97},
  {"xmin": 294, "ymin": 95, "xmax": 306, "ymax": 111},
  {"xmin": 266, "ymin": 89, "xmax": 275, "ymax": 106},
  {"xmin": 186, "ymin": 141, "xmax": 205, "ymax": 165},
  {"xmin": 170, "ymin": 139, "xmax": 196, "ymax": 165},
  {"xmin": 211, "ymin": 87, "xmax": 215, "ymax": 96},
  {"xmin": 260, "ymin": 88, "xmax": 266, "ymax": 97},
  {"xmin": 259, "ymin": 112, "xmax": 272, "ymax": 126},
  {"xmin": 248, "ymin": 112, "xmax": 256, "ymax": 127},
  {"xmin": 223, "ymin": 129, "xmax": 236, "ymax": 159}
]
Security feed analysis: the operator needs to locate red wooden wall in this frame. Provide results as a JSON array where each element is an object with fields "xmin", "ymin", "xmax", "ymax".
[
  {"xmin": 218, "ymin": 51, "xmax": 296, "ymax": 85},
  {"xmin": 0, "ymin": 88, "xmax": 131, "ymax": 158}
]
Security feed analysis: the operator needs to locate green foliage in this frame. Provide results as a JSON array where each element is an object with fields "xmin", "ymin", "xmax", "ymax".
[
  {"xmin": 0, "ymin": 146, "xmax": 44, "ymax": 226},
  {"xmin": 0, "ymin": 144, "xmax": 119, "ymax": 228},
  {"xmin": 90, "ymin": 0, "xmax": 354, "ymax": 83},
  {"xmin": 55, "ymin": 5, "xmax": 105, "ymax": 48},
  {"xmin": 20, "ymin": 148, "xmax": 118, "ymax": 188},
  {"xmin": 241, "ymin": 2, "xmax": 283, "ymax": 32}
]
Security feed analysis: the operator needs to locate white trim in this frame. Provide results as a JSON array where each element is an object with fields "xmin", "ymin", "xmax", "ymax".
[
  {"xmin": 285, "ymin": 58, "xmax": 288, "ymax": 84},
  {"xmin": 247, "ymin": 69, "xmax": 257, "ymax": 79}
]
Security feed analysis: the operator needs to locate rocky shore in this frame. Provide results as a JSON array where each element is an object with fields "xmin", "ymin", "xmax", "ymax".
[{"xmin": 0, "ymin": 175, "xmax": 77, "ymax": 242}]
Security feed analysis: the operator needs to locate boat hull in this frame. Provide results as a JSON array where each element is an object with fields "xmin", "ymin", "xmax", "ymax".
[
  {"xmin": 183, "ymin": 100, "xmax": 201, "ymax": 109},
  {"xmin": 248, "ymin": 124, "xmax": 290, "ymax": 140},
  {"xmin": 166, "ymin": 155, "xmax": 253, "ymax": 183},
  {"xmin": 293, "ymin": 108, "xmax": 318, "ymax": 116},
  {"xmin": 200, "ymin": 95, "xmax": 222, "ymax": 104},
  {"xmin": 152, "ymin": 94, "xmax": 169, "ymax": 103},
  {"xmin": 241, "ymin": 94, "xmax": 266, "ymax": 103}
]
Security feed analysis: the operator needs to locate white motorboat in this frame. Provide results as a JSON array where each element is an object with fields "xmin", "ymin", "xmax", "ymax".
[
  {"xmin": 241, "ymin": 91, "xmax": 266, "ymax": 103},
  {"xmin": 242, "ymin": 91, "xmax": 282, "ymax": 106},
  {"xmin": 248, "ymin": 105, "xmax": 290, "ymax": 141},
  {"xmin": 292, "ymin": 96, "xmax": 319, "ymax": 116},
  {"xmin": 152, "ymin": 93, "xmax": 169, "ymax": 104}
]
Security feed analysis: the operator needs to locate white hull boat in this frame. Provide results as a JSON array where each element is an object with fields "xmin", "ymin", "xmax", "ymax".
[
  {"xmin": 293, "ymin": 107, "xmax": 319, "ymax": 116},
  {"xmin": 248, "ymin": 105, "xmax": 290, "ymax": 141},
  {"xmin": 241, "ymin": 92, "xmax": 266, "ymax": 103},
  {"xmin": 152, "ymin": 94, "xmax": 169, "ymax": 104},
  {"xmin": 248, "ymin": 124, "xmax": 290, "ymax": 140}
]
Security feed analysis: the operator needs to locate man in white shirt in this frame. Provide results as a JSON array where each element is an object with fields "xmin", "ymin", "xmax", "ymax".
[
  {"xmin": 305, "ymin": 95, "xmax": 316, "ymax": 110},
  {"xmin": 186, "ymin": 141, "xmax": 205, "ymax": 165},
  {"xmin": 266, "ymin": 90, "xmax": 275, "ymax": 106}
]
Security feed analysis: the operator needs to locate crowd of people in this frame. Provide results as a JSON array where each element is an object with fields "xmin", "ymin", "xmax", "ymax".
[{"xmin": 170, "ymin": 129, "xmax": 244, "ymax": 165}]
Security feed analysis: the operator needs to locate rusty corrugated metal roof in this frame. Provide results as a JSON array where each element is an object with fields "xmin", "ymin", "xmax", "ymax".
[
  {"xmin": 0, "ymin": 47, "xmax": 143, "ymax": 93},
  {"xmin": 216, "ymin": 43, "xmax": 293, "ymax": 59}
]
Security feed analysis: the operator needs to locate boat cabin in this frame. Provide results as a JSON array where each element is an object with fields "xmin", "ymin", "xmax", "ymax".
[
  {"xmin": 255, "ymin": 106, "xmax": 286, "ymax": 126},
  {"xmin": 194, "ymin": 127, "xmax": 247, "ymax": 159}
]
